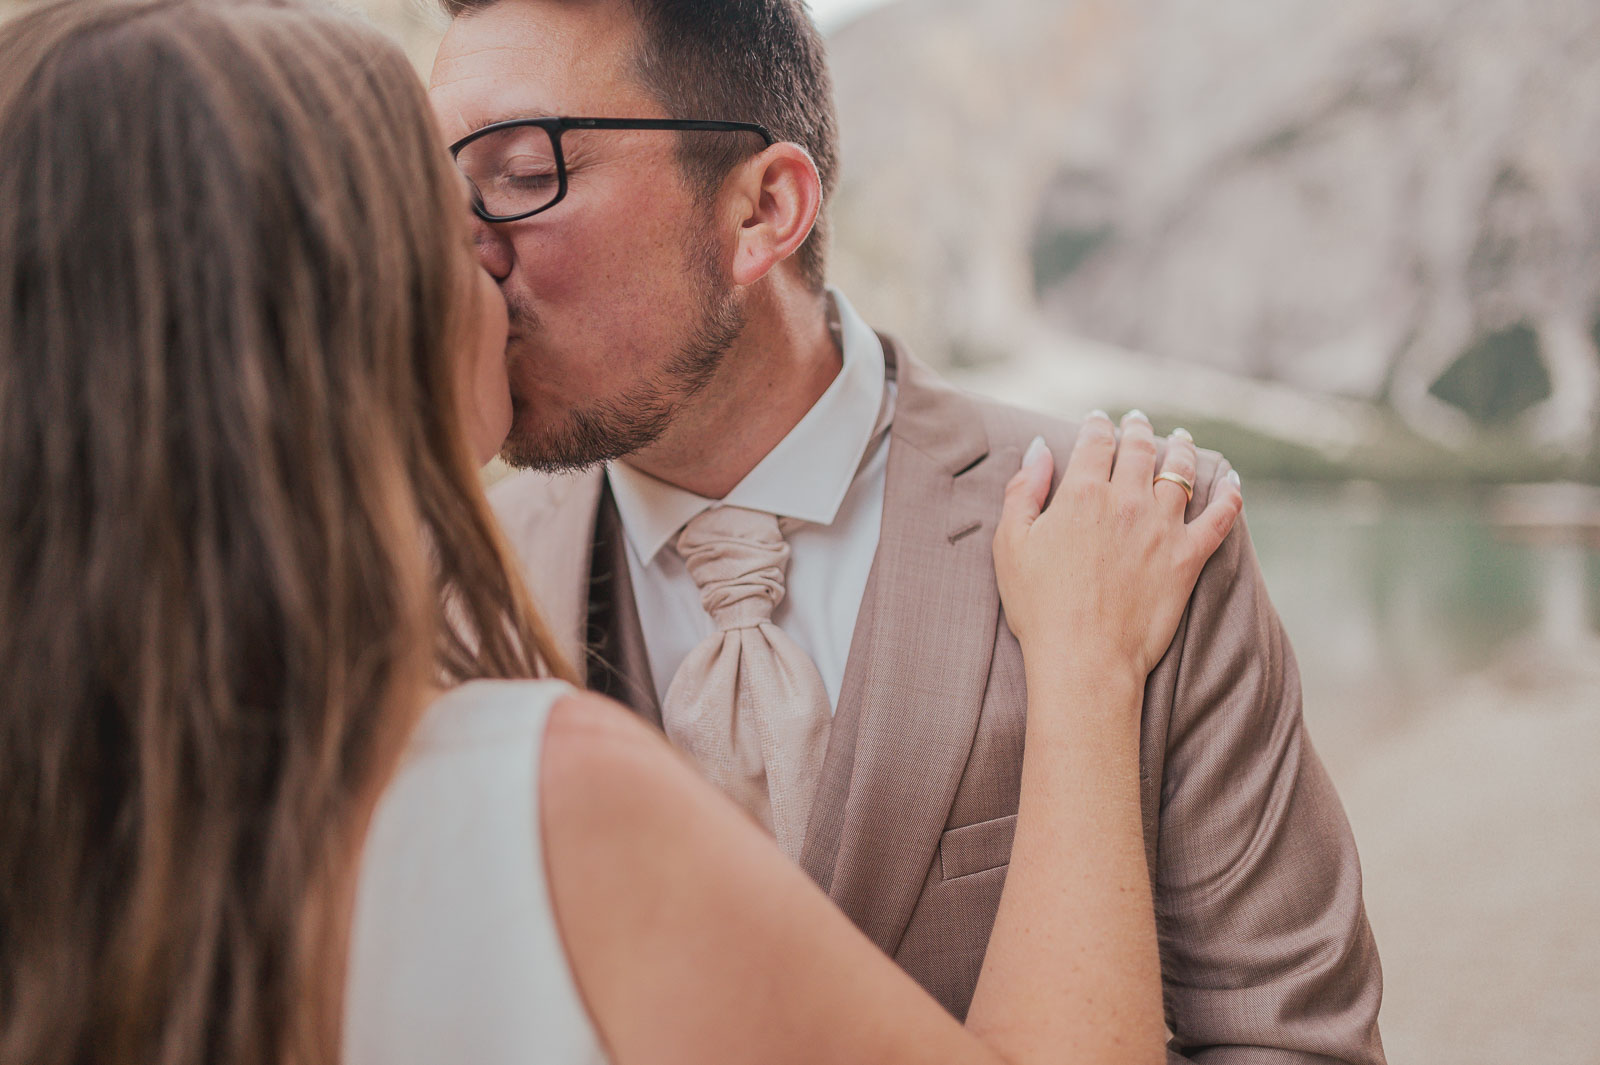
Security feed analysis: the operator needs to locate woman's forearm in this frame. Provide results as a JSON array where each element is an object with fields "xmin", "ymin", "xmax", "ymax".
[{"xmin": 963, "ymin": 653, "xmax": 1166, "ymax": 1065}]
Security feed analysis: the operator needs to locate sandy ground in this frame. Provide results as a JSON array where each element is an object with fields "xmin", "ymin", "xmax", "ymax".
[{"xmin": 1305, "ymin": 645, "xmax": 1600, "ymax": 1064}]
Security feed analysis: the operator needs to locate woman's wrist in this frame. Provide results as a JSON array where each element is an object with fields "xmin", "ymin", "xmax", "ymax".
[{"xmin": 1019, "ymin": 646, "xmax": 1147, "ymax": 730}]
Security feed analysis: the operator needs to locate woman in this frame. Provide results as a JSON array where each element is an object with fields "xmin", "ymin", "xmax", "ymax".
[{"xmin": 0, "ymin": 2, "xmax": 1242, "ymax": 1064}]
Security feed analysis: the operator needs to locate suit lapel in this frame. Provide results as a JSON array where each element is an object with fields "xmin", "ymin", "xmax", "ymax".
[
  {"xmin": 490, "ymin": 466, "xmax": 605, "ymax": 675},
  {"xmin": 799, "ymin": 337, "xmax": 1008, "ymax": 957}
]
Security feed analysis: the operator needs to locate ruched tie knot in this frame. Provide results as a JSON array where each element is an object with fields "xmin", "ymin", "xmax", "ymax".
[{"xmin": 674, "ymin": 506, "xmax": 789, "ymax": 631}]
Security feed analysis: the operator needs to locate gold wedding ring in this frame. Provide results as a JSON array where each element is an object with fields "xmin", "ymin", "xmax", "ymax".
[{"xmin": 1155, "ymin": 471, "xmax": 1195, "ymax": 503}]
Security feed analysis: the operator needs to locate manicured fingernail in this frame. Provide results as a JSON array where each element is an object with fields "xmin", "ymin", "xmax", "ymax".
[
  {"xmin": 1088, "ymin": 409, "xmax": 1110, "ymax": 422},
  {"xmin": 1171, "ymin": 427, "xmax": 1193, "ymax": 442},
  {"xmin": 1125, "ymin": 409, "xmax": 1150, "ymax": 423},
  {"xmin": 1226, "ymin": 469, "xmax": 1242, "ymax": 489},
  {"xmin": 1023, "ymin": 435, "xmax": 1049, "ymax": 466}
]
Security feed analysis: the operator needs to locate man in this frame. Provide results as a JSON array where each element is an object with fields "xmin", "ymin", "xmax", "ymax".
[{"xmin": 429, "ymin": 1, "xmax": 1386, "ymax": 1060}]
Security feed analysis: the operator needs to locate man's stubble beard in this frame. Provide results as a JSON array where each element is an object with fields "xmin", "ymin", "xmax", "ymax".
[{"xmin": 498, "ymin": 228, "xmax": 746, "ymax": 474}]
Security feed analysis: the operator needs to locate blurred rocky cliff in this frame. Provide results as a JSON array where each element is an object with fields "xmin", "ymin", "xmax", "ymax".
[{"xmin": 827, "ymin": 0, "xmax": 1600, "ymax": 482}]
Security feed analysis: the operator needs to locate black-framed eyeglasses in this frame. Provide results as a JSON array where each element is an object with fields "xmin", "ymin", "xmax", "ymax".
[{"xmin": 449, "ymin": 116, "xmax": 776, "ymax": 223}]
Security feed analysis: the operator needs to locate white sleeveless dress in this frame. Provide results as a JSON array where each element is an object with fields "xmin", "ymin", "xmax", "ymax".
[{"xmin": 342, "ymin": 679, "xmax": 607, "ymax": 1065}]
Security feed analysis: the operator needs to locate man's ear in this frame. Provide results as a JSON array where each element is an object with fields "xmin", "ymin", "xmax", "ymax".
[{"xmin": 723, "ymin": 142, "xmax": 822, "ymax": 287}]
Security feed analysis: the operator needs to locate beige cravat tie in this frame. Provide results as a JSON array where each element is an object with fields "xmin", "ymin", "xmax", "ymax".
[{"xmin": 660, "ymin": 505, "xmax": 831, "ymax": 859}]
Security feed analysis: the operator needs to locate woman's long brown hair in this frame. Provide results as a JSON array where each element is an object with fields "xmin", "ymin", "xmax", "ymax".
[{"xmin": 0, "ymin": 2, "xmax": 574, "ymax": 1062}]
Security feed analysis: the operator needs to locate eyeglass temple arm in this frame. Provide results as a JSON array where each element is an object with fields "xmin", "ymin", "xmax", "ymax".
[{"xmin": 558, "ymin": 117, "xmax": 776, "ymax": 145}]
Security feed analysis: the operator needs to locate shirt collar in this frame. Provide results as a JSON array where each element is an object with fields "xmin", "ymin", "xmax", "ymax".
[{"xmin": 606, "ymin": 287, "xmax": 887, "ymax": 565}]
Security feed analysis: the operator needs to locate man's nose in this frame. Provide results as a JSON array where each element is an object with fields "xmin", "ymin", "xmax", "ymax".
[{"xmin": 471, "ymin": 217, "xmax": 514, "ymax": 282}]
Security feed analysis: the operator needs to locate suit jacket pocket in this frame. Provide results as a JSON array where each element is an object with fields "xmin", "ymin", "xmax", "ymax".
[{"xmin": 939, "ymin": 813, "xmax": 1018, "ymax": 880}]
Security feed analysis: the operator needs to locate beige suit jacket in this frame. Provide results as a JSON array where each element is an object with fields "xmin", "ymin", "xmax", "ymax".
[{"xmin": 490, "ymin": 336, "xmax": 1385, "ymax": 1064}]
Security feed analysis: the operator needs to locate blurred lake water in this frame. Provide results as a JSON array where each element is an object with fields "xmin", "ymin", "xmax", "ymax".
[
  {"xmin": 1245, "ymin": 484, "xmax": 1600, "ymax": 1063},
  {"xmin": 1248, "ymin": 484, "xmax": 1599, "ymax": 742}
]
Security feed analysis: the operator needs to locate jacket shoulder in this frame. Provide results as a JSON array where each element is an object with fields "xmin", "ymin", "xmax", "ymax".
[
  {"xmin": 966, "ymin": 391, "xmax": 1229, "ymax": 503},
  {"xmin": 483, "ymin": 465, "xmax": 606, "ymax": 597},
  {"xmin": 486, "ymin": 466, "xmax": 603, "ymax": 537}
]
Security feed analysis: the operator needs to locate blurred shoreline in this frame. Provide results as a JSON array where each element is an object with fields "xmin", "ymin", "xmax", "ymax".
[{"xmin": 955, "ymin": 333, "xmax": 1600, "ymax": 487}]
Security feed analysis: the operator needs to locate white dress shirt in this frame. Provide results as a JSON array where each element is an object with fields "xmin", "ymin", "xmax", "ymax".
[{"xmin": 606, "ymin": 289, "xmax": 892, "ymax": 711}]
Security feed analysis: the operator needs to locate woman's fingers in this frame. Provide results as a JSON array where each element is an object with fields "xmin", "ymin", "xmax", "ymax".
[
  {"xmin": 1065, "ymin": 410, "xmax": 1116, "ymax": 485},
  {"xmin": 1009, "ymin": 436, "xmax": 1054, "ymax": 522},
  {"xmin": 1153, "ymin": 428, "xmax": 1198, "ymax": 514},
  {"xmin": 996, "ymin": 414, "xmax": 1245, "ymax": 676},
  {"xmin": 1110, "ymin": 409, "xmax": 1158, "ymax": 492},
  {"xmin": 1185, "ymin": 467, "xmax": 1244, "ymax": 566},
  {"xmin": 997, "ymin": 435, "xmax": 1054, "ymax": 549}
]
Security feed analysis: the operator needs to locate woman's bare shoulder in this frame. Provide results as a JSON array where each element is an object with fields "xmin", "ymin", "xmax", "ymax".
[
  {"xmin": 540, "ymin": 689, "xmax": 704, "ymax": 825},
  {"xmin": 536, "ymin": 690, "xmax": 982, "ymax": 1065},
  {"xmin": 543, "ymin": 688, "xmax": 662, "ymax": 754},
  {"xmin": 539, "ymin": 688, "xmax": 767, "ymax": 894}
]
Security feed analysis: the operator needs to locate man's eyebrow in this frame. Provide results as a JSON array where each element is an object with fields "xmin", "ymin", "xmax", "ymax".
[{"xmin": 472, "ymin": 108, "xmax": 561, "ymax": 130}]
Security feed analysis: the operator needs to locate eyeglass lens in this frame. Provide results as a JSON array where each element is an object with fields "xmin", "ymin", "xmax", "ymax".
[{"xmin": 455, "ymin": 124, "xmax": 561, "ymax": 220}]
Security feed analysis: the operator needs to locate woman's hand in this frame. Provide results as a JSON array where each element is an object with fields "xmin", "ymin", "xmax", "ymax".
[
  {"xmin": 975, "ymin": 409, "xmax": 1236, "ymax": 1064},
  {"xmin": 993, "ymin": 410, "xmax": 1244, "ymax": 686}
]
